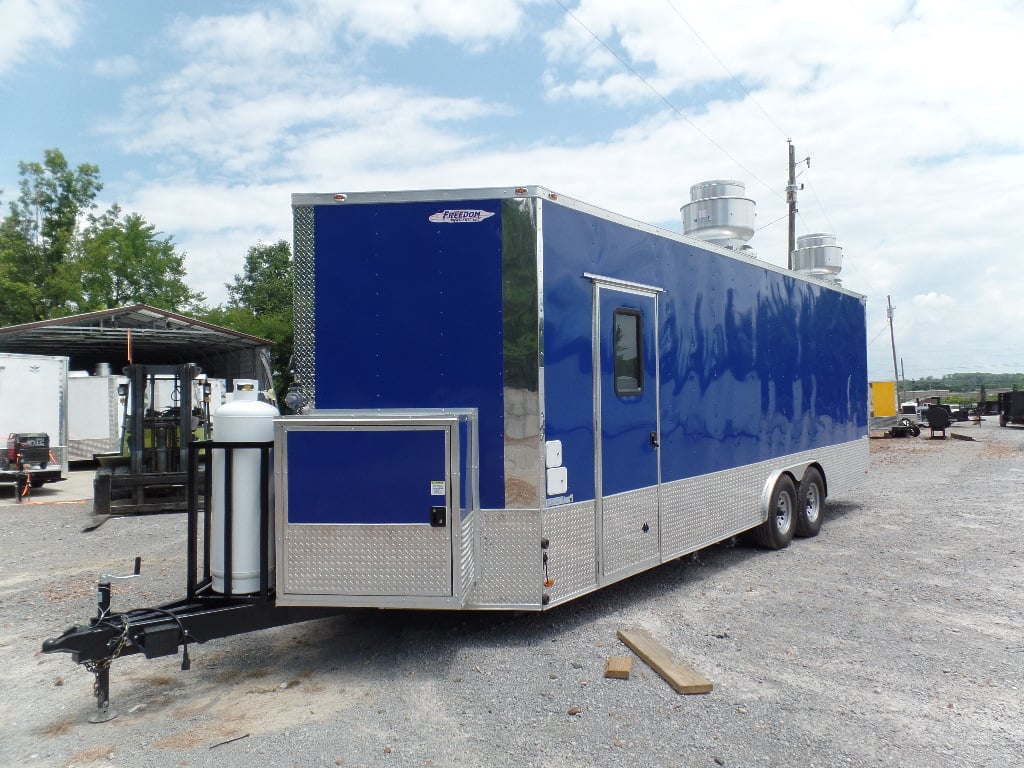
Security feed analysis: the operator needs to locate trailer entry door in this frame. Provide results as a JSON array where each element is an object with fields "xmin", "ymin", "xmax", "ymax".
[{"xmin": 594, "ymin": 282, "xmax": 662, "ymax": 581}]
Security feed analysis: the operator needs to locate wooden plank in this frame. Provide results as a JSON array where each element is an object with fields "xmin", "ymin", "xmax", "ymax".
[
  {"xmin": 616, "ymin": 628, "xmax": 713, "ymax": 695},
  {"xmin": 604, "ymin": 656, "xmax": 633, "ymax": 679}
]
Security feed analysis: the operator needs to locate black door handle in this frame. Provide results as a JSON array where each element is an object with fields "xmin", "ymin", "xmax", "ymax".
[{"xmin": 650, "ymin": 431, "xmax": 660, "ymax": 448}]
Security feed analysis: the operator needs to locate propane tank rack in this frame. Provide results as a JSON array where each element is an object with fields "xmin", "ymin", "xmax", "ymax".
[{"xmin": 41, "ymin": 438, "xmax": 343, "ymax": 723}]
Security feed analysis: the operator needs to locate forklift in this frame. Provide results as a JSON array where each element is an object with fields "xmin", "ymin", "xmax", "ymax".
[{"xmin": 92, "ymin": 363, "xmax": 212, "ymax": 521}]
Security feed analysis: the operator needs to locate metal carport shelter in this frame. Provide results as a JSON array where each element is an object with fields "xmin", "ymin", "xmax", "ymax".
[{"xmin": 0, "ymin": 304, "xmax": 274, "ymax": 395}]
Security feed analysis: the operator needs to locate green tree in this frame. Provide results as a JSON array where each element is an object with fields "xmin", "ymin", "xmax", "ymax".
[
  {"xmin": 203, "ymin": 240, "xmax": 293, "ymax": 405},
  {"xmin": 0, "ymin": 148, "xmax": 102, "ymax": 320},
  {"xmin": 0, "ymin": 220, "xmax": 43, "ymax": 323},
  {"xmin": 77, "ymin": 204, "xmax": 204, "ymax": 312},
  {"xmin": 1, "ymin": 149, "xmax": 209, "ymax": 324}
]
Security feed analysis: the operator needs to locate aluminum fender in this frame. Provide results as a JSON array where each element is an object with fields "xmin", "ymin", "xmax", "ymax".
[{"xmin": 759, "ymin": 464, "xmax": 812, "ymax": 523}]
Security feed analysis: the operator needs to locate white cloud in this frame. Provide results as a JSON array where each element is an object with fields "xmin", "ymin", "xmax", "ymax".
[
  {"xmin": 534, "ymin": 1, "xmax": 1024, "ymax": 377},
  {"xmin": 93, "ymin": 54, "xmax": 139, "ymax": 79},
  {"xmin": 0, "ymin": 0, "xmax": 79, "ymax": 78},
  {"xmin": 913, "ymin": 293, "xmax": 957, "ymax": 309},
  {"xmin": 71, "ymin": 0, "xmax": 1024, "ymax": 377},
  {"xmin": 315, "ymin": 0, "xmax": 537, "ymax": 47}
]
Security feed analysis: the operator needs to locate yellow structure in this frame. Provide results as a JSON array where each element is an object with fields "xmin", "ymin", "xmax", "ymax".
[{"xmin": 869, "ymin": 380, "xmax": 898, "ymax": 417}]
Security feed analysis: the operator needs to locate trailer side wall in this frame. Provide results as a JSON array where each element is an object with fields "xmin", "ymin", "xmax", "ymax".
[{"xmin": 541, "ymin": 200, "xmax": 868, "ymax": 500}]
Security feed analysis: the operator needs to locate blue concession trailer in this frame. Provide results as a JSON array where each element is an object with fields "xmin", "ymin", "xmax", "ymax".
[
  {"xmin": 44, "ymin": 185, "xmax": 870, "ymax": 717},
  {"xmin": 277, "ymin": 186, "xmax": 869, "ymax": 610}
]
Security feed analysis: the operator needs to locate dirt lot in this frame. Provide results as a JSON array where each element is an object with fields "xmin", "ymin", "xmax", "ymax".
[{"xmin": 1, "ymin": 420, "xmax": 1021, "ymax": 767}]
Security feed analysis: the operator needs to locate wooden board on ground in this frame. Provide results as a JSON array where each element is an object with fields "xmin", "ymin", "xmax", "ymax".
[
  {"xmin": 617, "ymin": 628, "xmax": 713, "ymax": 694},
  {"xmin": 604, "ymin": 656, "xmax": 633, "ymax": 679}
]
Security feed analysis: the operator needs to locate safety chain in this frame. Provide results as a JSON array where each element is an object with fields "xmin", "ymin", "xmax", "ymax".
[{"xmin": 83, "ymin": 615, "xmax": 131, "ymax": 674}]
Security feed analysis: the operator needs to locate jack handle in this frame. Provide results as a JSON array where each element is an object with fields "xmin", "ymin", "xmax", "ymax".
[{"xmin": 97, "ymin": 557, "xmax": 141, "ymax": 618}]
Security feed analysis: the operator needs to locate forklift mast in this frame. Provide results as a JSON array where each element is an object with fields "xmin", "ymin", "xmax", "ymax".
[
  {"xmin": 93, "ymin": 363, "xmax": 208, "ymax": 518},
  {"xmin": 126, "ymin": 363, "xmax": 199, "ymax": 474}
]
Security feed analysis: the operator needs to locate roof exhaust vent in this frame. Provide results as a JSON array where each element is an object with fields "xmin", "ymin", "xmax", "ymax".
[
  {"xmin": 792, "ymin": 232, "xmax": 843, "ymax": 284},
  {"xmin": 680, "ymin": 180, "xmax": 756, "ymax": 257}
]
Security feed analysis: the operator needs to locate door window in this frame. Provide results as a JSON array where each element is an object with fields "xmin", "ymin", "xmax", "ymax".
[{"xmin": 613, "ymin": 308, "xmax": 643, "ymax": 396}]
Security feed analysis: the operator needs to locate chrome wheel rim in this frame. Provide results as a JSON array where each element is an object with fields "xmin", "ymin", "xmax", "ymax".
[
  {"xmin": 804, "ymin": 483, "xmax": 820, "ymax": 524},
  {"xmin": 775, "ymin": 490, "xmax": 793, "ymax": 532}
]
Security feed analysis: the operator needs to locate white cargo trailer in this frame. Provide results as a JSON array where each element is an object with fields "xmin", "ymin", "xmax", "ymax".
[
  {"xmin": 0, "ymin": 352, "xmax": 69, "ymax": 487},
  {"xmin": 68, "ymin": 373, "xmax": 124, "ymax": 462}
]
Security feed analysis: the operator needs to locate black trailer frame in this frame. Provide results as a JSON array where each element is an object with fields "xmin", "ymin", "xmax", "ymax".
[{"xmin": 42, "ymin": 440, "xmax": 343, "ymax": 722}]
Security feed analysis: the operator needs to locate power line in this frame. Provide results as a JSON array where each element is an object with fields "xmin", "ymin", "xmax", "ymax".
[
  {"xmin": 867, "ymin": 322, "xmax": 890, "ymax": 347},
  {"xmin": 661, "ymin": 0, "xmax": 789, "ymax": 141},
  {"xmin": 797, "ymin": 168, "xmax": 838, "ymax": 236},
  {"xmin": 756, "ymin": 212, "xmax": 789, "ymax": 232},
  {"xmin": 553, "ymin": 0, "xmax": 779, "ymax": 199}
]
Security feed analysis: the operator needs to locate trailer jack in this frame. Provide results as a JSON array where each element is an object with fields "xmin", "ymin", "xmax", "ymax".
[{"xmin": 47, "ymin": 558, "xmax": 147, "ymax": 722}]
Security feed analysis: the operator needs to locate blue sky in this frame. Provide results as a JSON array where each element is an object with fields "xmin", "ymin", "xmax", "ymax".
[{"xmin": 2, "ymin": 0, "xmax": 1023, "ymax": 381}]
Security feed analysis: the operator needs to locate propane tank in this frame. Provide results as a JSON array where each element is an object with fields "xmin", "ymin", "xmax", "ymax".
[{"xmin": 210, "ymin": 380, "xmax": 279, "ymax": 594}]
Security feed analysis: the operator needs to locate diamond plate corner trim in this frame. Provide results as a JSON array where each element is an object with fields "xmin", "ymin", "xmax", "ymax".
[
  {"xmin": 460, "ymin": 511, "xmax": 475, "ymax": 602},
  {"xmin": 467, "ymin": 508, "xmax": 542, "ymax": 606},
  {"xmin": 292, "ymin": 204, "xmax": 316, "ymax": 408},
  {"xmin": 541, "ymin": 499, "xmax": 597, "ymax": 602}
]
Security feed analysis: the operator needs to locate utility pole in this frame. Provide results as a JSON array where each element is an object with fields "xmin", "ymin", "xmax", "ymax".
[
  {"xmin": 786, "ymin": 140, "xmax": 794, "ymax": 268},
  {"xmin": 888, "ymin": 295, "xmax": 900, "ymax": 405},
  {"xmin": 786, "ymin": 140, "xmax": 809, "ymax": 270}
]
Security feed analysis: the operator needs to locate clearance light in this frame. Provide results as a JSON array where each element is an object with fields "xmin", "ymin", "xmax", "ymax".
[
  {"xmin": 548, "ymin": 192, "xmax": 558, "ymax": 201},
  {"xmin": 514, "ymin": 187, "xmax": 527, "ymax": 195},
  {"xmin": 333, "ymin": 193, "xmax": 347, "ymax": 201}
]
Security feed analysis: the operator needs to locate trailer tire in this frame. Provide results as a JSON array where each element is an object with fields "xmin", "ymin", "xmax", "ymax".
[
  {"xmin": 795, "ymin": 468, "xmax": 825, "ymax": 538},
  {"xmin": 755, "ymin": 474, "xmax": 797, "ymax": 549}
]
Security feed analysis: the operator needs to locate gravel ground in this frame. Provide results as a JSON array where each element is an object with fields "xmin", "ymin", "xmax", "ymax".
[{"xmin": 1, "ymin": 418, "xmax": 1021, "ymax": 767}]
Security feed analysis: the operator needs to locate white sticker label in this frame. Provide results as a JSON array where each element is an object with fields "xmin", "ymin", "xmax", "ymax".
[
  {"xmin": 430, "ymin": 480, "xmax": 446, "ymax": 496},
  {"xmin": 428, "ymin": 209, "xmax": 495, "ymax": 224}
]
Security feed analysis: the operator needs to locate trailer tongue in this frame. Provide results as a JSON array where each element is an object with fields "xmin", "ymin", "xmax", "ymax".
[{"xmin": 43, "ymin": 443, "xmax": 341, "ymax": 723}]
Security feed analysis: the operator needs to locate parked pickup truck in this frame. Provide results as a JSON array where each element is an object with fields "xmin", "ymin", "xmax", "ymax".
[{"xmin": 2, "ymin": 432, "xmax": 60, "ymax": 487}]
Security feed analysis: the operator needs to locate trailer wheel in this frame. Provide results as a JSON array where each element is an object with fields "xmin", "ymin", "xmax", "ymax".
[
  {"xmin": 795, "ymin": 468, "xmax": 825, "ymax": 538},
  {"xmin": 756, "ymin": 475, "xmax": 796, "ymax": 549}
]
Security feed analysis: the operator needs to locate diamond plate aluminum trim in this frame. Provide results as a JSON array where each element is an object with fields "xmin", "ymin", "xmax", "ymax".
[
  {"xmin": 817, "ymin": 438, "xmax": 869, "ymax": 497},
  {"xmin": 468, "ymin": 509, "xmax": 541, "ymax": 606},
  {"xmin": 68, "ymin": 436, "xmax": 119, "ymax": 463},
  {"xmin": 542, "ymin": 500, "xmax": 596, "ymax": 602},
  {"xmin": 460, "ymin": 511, "xmax": 475, "ymax": 599},
  {"xmin": 661, "ymin": 438, "xmax": 868, "ymax": 558},
  {"xmin": 292, "ymin": 204, "xmax": 316, "ymax": 408},
  {"xmin": 277, "ymin": 438, "xmax": 867, "ymax": 609},
  {"xmin": 602, "ymin": 486, "xmax": 660, "ymax": 577},
  {"xmin": 282, "ymin": 524, "xmax": 451, "ymax": 596}
]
